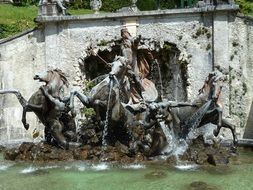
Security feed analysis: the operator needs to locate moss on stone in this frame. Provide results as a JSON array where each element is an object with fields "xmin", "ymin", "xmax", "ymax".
[{"xmin": 206, "ymin": 43, "xmax": 211, "ymax": 51}]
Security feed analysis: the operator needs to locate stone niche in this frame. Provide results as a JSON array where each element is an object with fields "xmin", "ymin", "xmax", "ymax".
[{"xmin": 78, "ymin": 39, "xmax": 188, "ymax": 102}]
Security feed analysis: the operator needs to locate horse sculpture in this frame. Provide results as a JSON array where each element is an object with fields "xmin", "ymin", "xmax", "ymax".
[
  {"xmin": 70, "ymin": 56, "xmax": 130, "ymax": 122},
  {"xmin": 0, "ymin": 69, "xmax": 78, "ymax": 149},
  {"xmin": 169, "ymin": 72, "xmax": 237, "ymax": 145},
  {"xmin": 125, "ymin": 72, "xmax": 237, "ymax": 156},
  {"xmin": 70, "ymin": 56, "xmax": 135, "ymax": 145}
]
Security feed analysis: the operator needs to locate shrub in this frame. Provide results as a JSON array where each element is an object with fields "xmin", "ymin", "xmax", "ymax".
[
  {"xmin": 136, "ymin": 0, "xmax": 157, "ymax": 10},
  {"xmin": 68, "ymin": 0, "xmax": 131, "ymax": 12},
  {"xmin": 13, "ymin": 0, "xmax": 39, "ymax": 6},
  {"xmin": 101, "ymin": 0, "xmax": 131, "ymax": 12}
]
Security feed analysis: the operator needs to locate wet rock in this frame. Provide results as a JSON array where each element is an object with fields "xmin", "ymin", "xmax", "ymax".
[
  {"xmin": 120, "ymin": 155, "xmax": 133, "ymax": 164},
  {"xmin": 0, "ymin": 145, "xmax": 5, "ymax": 152},
  {"xmin": 73, "ymin": 149, "xmax": 88, "ymax": 160},
  {"xmin": 188, "ymin": 181, "xmax": 217, "ymax": 190},
  {"xmin": 19, "ymin": 142, "xmax": 35, "ymax": 154},
  {"xmin": 182, "ymin": 137, "xmax": 232, "ymax": 166},
  {"xmin": 32, "ymin": 169, "xmax": 50, "ymax": 176},
  {"xmin": 4, "ymin": 142, "xmax": 75, "ymax": 162},
  {"xmin": 166, "ymin": 155, "xmax": 177, "ymax": 165},
  {"xmin": 145, "ymin": 171, "xmax": 167, "ymax": 179},
  {"xmin": 196, "ymin": 152, "xmax": 208, "ymax": 165},
  {"xmin": 134, "ymin": 153, "xmax": 145, "ymax": 162},
  {"xmin": 4, "ymin": 148, "xmax": 19, "ymax": 161},
  {"xmin": 207, "ymin": 153, "xmax": 229, "ymax": 166},
  {"xmin": 115, "ymin": 141, "xmax": 129, "ymax": 155}
]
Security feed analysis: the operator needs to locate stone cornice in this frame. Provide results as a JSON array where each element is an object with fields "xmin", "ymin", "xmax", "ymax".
[{"xmin": 36, "ymin": 4, "xmax": 239, "ymax": 23}]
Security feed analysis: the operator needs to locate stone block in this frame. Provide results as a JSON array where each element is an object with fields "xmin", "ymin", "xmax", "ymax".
[{"xmin": 38, "ymin": 3, "xmax": 59, "ymax": 16}]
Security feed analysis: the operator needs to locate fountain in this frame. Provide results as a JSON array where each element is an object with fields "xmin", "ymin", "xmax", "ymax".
[{"xmin": 0, "ymin": 27, "xmax": 238, "ymax": 166}]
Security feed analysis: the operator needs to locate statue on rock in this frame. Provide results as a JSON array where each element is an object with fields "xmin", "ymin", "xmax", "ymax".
[
  {"xmin": 0, "ymin": 69, "xmax": 80, "ymax": 149},
  {"xmin": 120, "ymin": 28, "xmax": 158, "ymax": 104},
  {"xmin": 38, "ymin": 0, "xmax": 70, "ymax": 16},
  {"xmin": 0, "ymin": 30, "xmax": 237, "ymax": 161},
  {"xmin": 90, "ymin": 0, "xmax": 102, "ymax": 14}
]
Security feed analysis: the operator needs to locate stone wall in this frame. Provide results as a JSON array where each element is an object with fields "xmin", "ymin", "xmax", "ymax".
[
  {"xmin": 0, "ymin": 30, "xmax": 46, "ymax": 143},
  {"xmin": 1, "ymin": 5, "xmax": 253, "ymax": 143}
]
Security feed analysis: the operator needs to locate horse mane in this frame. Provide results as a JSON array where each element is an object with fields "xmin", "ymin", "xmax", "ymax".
[
  {"xmin": 198, "ymin": 72, "xmax": 216, "ymax": 95},
  {"xmin": 51, "ymin": 69, "xmax": 69, "ymax": 87}
]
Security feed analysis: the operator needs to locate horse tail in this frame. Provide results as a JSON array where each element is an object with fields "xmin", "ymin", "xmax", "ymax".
[{"xmin": 0, "ymin": 89, "xmax": 27, "ymax": 108}]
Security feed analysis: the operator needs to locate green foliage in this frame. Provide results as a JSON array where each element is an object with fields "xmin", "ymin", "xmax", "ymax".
[
  {"xmin": 68, "ymin": 0, "xmax": 90, "ymax": 9},
  {"xmin": 68, "ymin": 0, "xmax": 132, "ymax": 12},
  {"xmin": 83, "ymin": 79, "xmax": 96, "ymax": 92},
  {"xmin": 0, "ymin": 4, "xmax": 37, "ymax": 39},
  {"xmin": 236, "ymin": 0, "xmax": 253, "ymax": 16},
  {"xmin": 0, "ymin": 4, "xmax": 93, "ymax": 39},
  {"xmin": 206, "ymin": 43, "xmax": 211, "ymax": 51},
  {"xmin": 136, "ymin": 0, "xmax": 157, "ymax": 11},
  {"xmin": 13, "ymin": 0, "xmax": 40, "ymax": 6},
  {"xmin": 163, "ymin": 43, "xmax": 172, "ymax": 51},
  {"xmin": 81, "ymin": 107, "xmax": 96, "ymax": 117},
  {"xmin": 159, "ymin": 0, "xmax": 180, "ymax": 9},
  {"xmin": 0, "ymin": 22, "xmax": 27, "ymax": 39},
  {"xmin": 101, "ymin": 0, "xmax": 131, "ymax": 12}
]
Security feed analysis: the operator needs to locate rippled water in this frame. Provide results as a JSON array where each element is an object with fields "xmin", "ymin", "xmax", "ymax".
[{"xmin": 0, "ymin": 149, "xmax": 253, "ymax": 190}]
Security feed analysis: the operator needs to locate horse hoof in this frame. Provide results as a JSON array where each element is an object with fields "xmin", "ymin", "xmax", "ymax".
[
  {"xmin": 234, "ymin": 138, "xmax": 238, "ymax": 146},
  {"xmin": 230, "ymin": 146, "xmax": 237, "ymax": 153},
  {"xmin": 24, "ymin": 124, "xmax": 29, "ymax": 130},
  {"xmin": 213, "ymin": 129, "xmax": 219, "ymax": 137}
]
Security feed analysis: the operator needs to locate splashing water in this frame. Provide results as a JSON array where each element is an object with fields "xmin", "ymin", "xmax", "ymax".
[
  {"xmin": 155, "ymin": 59, "xmax": 164, "ymax": 100},
  {"xmin": 159, "ymin": 120, "xmax": 188, "ymax": 162},
  {"xmin": 101, "ymin": 78, "xmax": 113, "ymax": 161},
  {"xmin": 159, "ymin": 121, "xmax": 176, "ymax": 155},
  {"xmin": 20, "ymin": 166, "xmax": 38, "ymax": 174},
  {"xmin": 91, "ymin": 163, "xmax": 109, "ymax": 171}
]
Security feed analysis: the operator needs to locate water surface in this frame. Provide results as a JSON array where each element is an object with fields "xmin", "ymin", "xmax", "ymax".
[{"xmin": 0, "ymin": 149, "xmax": 252, "ymax": 190}]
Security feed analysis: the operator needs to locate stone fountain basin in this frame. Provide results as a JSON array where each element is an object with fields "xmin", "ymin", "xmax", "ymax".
[{"xmin": 0, "ymin": 147, "xmax": 252, "ymax": 190}]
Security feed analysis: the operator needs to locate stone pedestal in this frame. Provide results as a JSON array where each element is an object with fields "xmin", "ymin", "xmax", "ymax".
[{"xmin": 38, "ymin": 3, "xmax": 59, "ymax": 16}]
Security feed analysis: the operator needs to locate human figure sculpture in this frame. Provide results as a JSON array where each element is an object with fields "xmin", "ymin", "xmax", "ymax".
[
  {"xmin": 39, "ymin": 0, "xmax": 69, "ymax": 15},
  {"xmin": 120, "ymin": 28, "xmax": 158, "ymax": 103},
  {"xmin": 90, "ymin": 0, "xmax": 102, "ymax": 14}
]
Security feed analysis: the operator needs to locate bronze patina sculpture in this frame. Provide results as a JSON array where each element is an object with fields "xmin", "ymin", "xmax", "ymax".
[
  {"xmin": 0, "ymin": 69, "xmax": 79, "ymax": 149},
  {"xmin": 0, "ymin": 29, "xmax": 237, "ymax": 156}
]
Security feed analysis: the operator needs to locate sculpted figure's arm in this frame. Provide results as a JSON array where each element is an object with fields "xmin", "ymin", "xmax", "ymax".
[{"xmin": 149, "ymin": 101, "xmax": 197, "ymax": 111}]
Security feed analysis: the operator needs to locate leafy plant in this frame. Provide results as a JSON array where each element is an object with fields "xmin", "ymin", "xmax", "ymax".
[{"xmin": 236, "ymin": 0, "xmax": 253, "ymax": 16}]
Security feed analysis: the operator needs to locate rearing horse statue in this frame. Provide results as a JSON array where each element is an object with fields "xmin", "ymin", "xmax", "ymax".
[
  {"xmin": 70, "ymin": 56, "xmax": 130, "ymax": 124},
  {"xmin": 170, "ymin": 72, "xmax": 238, "ymax": 145},
  {"xmin": 0, "ymin": 69, "xmax": 78, "ymax": 149}
]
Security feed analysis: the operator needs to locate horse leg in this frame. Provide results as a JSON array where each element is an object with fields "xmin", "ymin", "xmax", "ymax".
[
  {"xmin": 49, "ymin": 118, "xmax": 81, "ymax": 149},
  {"xmin": 69, "ymin": 90, "xmax": 90, "ymax": 109},
  {"xmin": 93, "ymin": 100, "xmax": 108, "ymax": 125},
  {"xmin": 0, "ymin": 90, "xmax": 27, "ymax": 107},
  {"xmin": 0, "ymin": 90, "xmax": 29, "ymax": 130},
  {"xmin": 21, "ymin": 107, "xmax": 32, "ymax": 130},
  {"xmin": 211, "ymin": 107, "xmax": 222, "ymax": 137},
  {"xmin": 48, "ymin": 119, "xmax": 68, "ymax": 149},
  {"xmin": 221, "ymin": 119, "xmax": 238, "ymax": 146},
  {"xmin": 207, "ymin": 107, "xmax": 238, "ymax": 146}
]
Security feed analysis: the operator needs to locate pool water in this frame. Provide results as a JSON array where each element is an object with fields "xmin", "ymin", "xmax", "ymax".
[{"xmin": 0, "ymin": 149, "xmax": 252, "ymax": 190}]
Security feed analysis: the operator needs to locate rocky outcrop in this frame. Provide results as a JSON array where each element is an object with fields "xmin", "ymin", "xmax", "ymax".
[
  {"xmin": 181, "ymin": 137, "xmax": 236, "ymax": 166},
  {"xmin": 3, "ymin": 137, "xmax": 236, "ymax": 166},
  {"xmin": 3, "ymin": 141, "xmax": 146, "ymax": 163}
]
